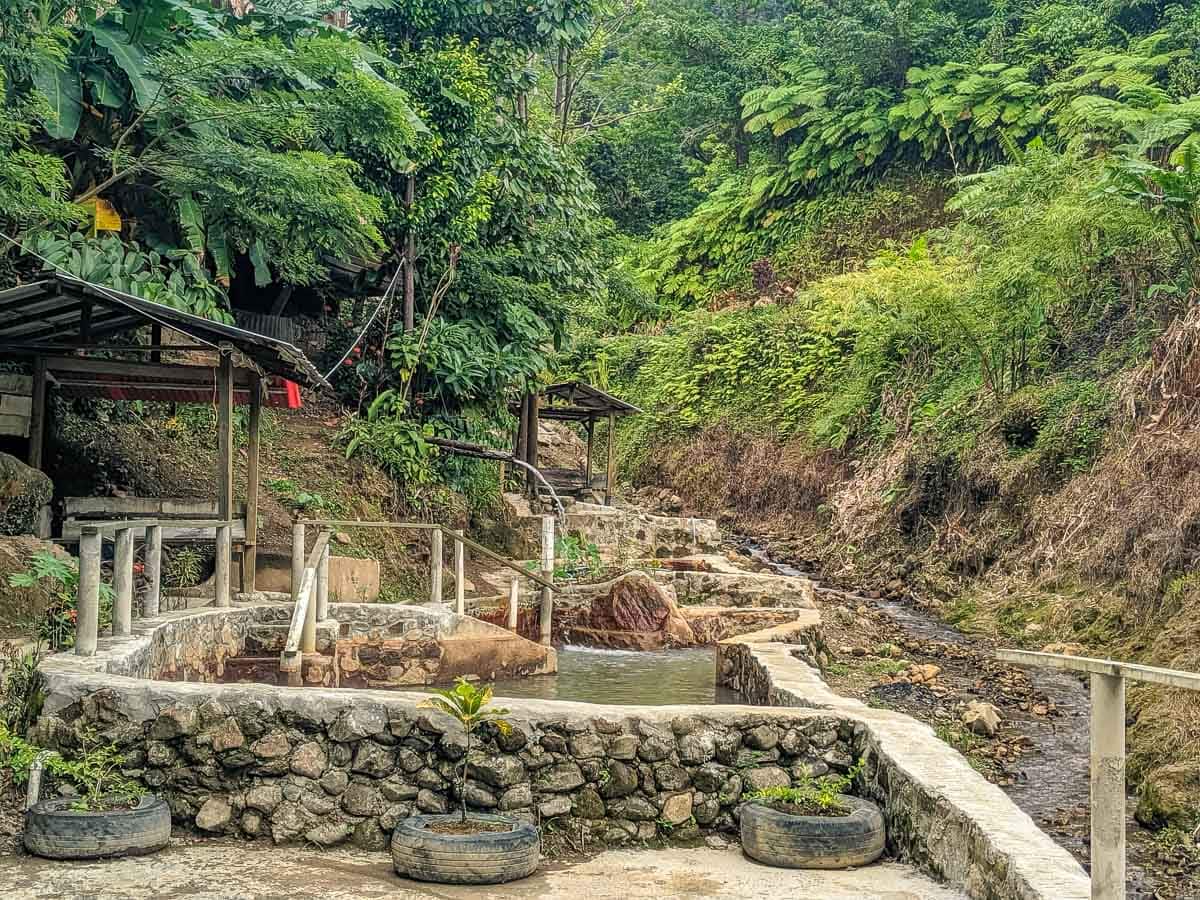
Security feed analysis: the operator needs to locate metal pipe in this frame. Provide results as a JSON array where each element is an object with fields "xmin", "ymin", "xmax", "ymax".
[{"xmin": 508, "ymin": 577, "xmax": 519, "ymax": 631}]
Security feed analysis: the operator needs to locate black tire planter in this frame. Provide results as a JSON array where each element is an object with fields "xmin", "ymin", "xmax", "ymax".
[
  {"xmin": 24, "ymin": 795, "xmax": 171, "ymax": 860},
  {"xmin": 740, "ymin": 795, "xmax": 885, "ymax": 869},
  {"xmin": 391, "ymin": 813, "xmax": 540, "ymax": 885}
]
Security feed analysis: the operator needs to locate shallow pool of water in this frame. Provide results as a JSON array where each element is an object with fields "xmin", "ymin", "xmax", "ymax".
[{"xmin": 457, "ymin": 646, "xmax": 745, "ymax": 706}]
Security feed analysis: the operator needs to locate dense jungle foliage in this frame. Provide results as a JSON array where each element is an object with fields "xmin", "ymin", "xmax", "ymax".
[{"xmin": 5, "ymin": 0, "xmax": 1200, "ymax": 842}]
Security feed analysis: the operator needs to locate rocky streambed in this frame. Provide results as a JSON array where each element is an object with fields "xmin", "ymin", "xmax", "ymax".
[{"xmin": 744, "ymin": 540, "xmax": 1200, "ymax": 900}]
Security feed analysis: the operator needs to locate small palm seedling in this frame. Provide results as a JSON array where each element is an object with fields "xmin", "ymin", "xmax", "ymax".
[{"xmin": 420, "ymin": 678, "xmax": 511, "ymax": 824}]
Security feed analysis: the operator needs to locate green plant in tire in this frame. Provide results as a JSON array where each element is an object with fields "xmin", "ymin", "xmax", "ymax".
[
  {"xmin": 744, "ymin": 759, "xmax": 864, "ymax": 817},
  {"xmin": 420, "ymin": 678, "xmax": 511, "ymax": 823}
]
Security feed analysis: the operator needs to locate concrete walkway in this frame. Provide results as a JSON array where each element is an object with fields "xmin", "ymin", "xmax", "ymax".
[{"xmin": 0, "ymin": 840, "xmax": 966, "ymax": 899}]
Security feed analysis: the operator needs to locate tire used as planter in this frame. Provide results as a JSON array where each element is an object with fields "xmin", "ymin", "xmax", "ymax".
[
  {"xmin": 24, "ymin": 795, "xmax": 171, "ymax": 860},
  {"xmin": 740, "ymin": 795, "xmax": 885, "ymax": 869},
  {"xmin": 391, "ymin": 813, "xmax": 540, "ymax": 885}
]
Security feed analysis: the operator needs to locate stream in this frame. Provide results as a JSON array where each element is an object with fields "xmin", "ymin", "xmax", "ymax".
[{"xmin": 742, "ymin": 541, "xmax": 1173, "ymax": 899}]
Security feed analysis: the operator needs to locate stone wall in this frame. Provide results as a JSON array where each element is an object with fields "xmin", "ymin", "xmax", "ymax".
[
  {"xmin": 717, "ymin": 627, "xmax": 1091, "ymax": 900},
  {"xmin": 33, "ymin": 671, "xmax": 856, "ymax": 850}
]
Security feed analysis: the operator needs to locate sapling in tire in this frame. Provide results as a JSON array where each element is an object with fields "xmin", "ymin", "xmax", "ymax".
[{"xmin": 390, "ymin": 678, "xmax": 540, "ymax": 885}]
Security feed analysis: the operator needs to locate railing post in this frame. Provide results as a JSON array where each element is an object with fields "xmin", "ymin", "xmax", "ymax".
[
  {"xmin": 144, "ymin": 524, "xmax": 162, "ymax": 618},
  {"xmin": 539, "ymin": 515, "xmax": 554, "ymax": 646},
  {"xmin": 1090, "ymin": 672, "xmax": 1126, "ymax": 900},
  {"xmin": 76, "ymin": 527, "xmax": 102, "ymax": 656},
  {"xmin": 215, "ymin": 523, "xmax": 231, "ymax": 608},
  {"xmin": 508, "ymin": 577, "xmax": 519, "ymax": 631},
  {"xmin": 316, "ymin": 533, "xmax": 330, "ymax": 621},
  {"xmin": 113, "ymin": 526, "xmax": 134, "ymax": 636},
  {"xmin": 454, "ymin": 529, "xmax": 466, "ymax": 615},
  {"xmin": 291, "ymin": 522, "xmax": 305, "ymax": 602},
  {"xmin": 301, "ymin": 571, "xmax": 317, "ymax": 654},
  {"xmin": 430, "ymin": 528, "xmax": 443, "ymax": 604}
]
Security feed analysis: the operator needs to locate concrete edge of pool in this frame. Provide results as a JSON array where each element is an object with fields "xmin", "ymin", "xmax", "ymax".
[{"xmin": 32, "ymin": 602, "xmax": 1089, "ymax": 900}]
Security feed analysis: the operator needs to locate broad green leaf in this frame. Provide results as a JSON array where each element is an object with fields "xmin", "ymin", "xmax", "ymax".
[
  {"xmin": 32, "ymin": 64, "xmax": 83, "ymax": 140},
  {"xmin": 91, "ymin": 22, "xmax": 161, "ymax": 109},
  {"xmin": 249, "ymin": 239, "xmax": 271, "ymax": 287}
]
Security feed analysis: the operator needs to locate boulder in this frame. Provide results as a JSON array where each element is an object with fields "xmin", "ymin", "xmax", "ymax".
[
  {"xmin": 573, "ymin": 572, "xmax": 695, "ymax": 650},
  {"xmin": 0, "ymin": 452, "xmax": 51, "ymax": 537},
  {"xmin": 195, "ymin": 797, "xmax": 232, "ymax": 832},
  {"xmin": 962, "ymin": 700, "xmax": 1002, "ymax": 737}
]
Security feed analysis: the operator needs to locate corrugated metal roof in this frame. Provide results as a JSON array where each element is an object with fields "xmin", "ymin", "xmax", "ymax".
[{"xmin": 0, "ymin": 273, "xmax": 326, "ymax": 387}]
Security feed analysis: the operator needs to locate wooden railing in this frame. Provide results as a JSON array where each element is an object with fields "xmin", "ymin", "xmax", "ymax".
[
  {"xmin": 997, "ymin": 649, "xmax": 1200, "ymax": 900},
  {"xmin": 295, "ymin": 518, "xmax": 556, "ymax": 644},
  {"xmin": 74, "ymin": 517, "xmax": 238, "ymax": 656}
]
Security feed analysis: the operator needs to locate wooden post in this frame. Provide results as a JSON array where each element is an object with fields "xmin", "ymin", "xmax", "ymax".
[
  {"xmin": 216, "ymin": 352, "xmax": 234, "ymax": 526},
  {"xmin": 316, "ymin": 535, "xmax": 330, "ymax": 621},
  {"xmin": 28, "ymin": 357, "xmax": 47, "ymax": 470},
  {"xmin": 113, "ymin": 526, "xmax": 134, "ymax": 636},
  {"xmin": 144, "ymin": 524, "xmax": 162, "ymax": 618},
  {"xmin": 515, "ymin": 395, "xmax": 528, "ymax": 472},
  {"xmin": 76, "ymin": 527, "xmax": 101, "ymax": 656},
  {"xmin": 215, "ymin": 523, "xmax": 232, "ymax": 607},
  {"xmin": 243, "ymin": 373, "xmax": 262, "ymax": 594},
  {"xmin": 454, "ymin": 530, "xmax": 466, "ymax": 615},
  {"xmin": 584, "ymin": 419, "xmax": 594, "ymax": 490},
  {"xmin": 429, "ymin": 528, "xmax": 443, "ymax": 604},
  {"xmin": 291, "ymin": 522, "xmax": 305, "ymax": 602},
  {"xmin": 526, "ymin": 392, "xmax": 540, "ymax": 497},
  {"xmin": 539, "ymin": 515, "xmax": 554, "ymax": 646},
  {"xmin": 404, "ymin": 175, "xmax": 416, "ymax": 332},
  {"xmin": 605, "ymin": 411, "xmax": 617, "ymax": 506},
  {"xmin": 1091, "ymin": 672, "xmax": 1127, "ymax": 900},
  {"xmin": 150, "ymin": 323, "xmax": 162, "ymax": 364},
  {"xmin": 508, "ymin": 577, "xmax": 519, "ymax": 631}
]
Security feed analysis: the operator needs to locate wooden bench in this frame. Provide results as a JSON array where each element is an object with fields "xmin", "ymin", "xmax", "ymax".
[{"xmin": 60, "ymin": 498, "xmax": 253, "ymax": 544}]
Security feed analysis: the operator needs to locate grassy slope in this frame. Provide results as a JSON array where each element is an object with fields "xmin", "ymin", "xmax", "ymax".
[{"xmin": 579, "ymin": 159, "xmax": 1200, "ymax": 827}]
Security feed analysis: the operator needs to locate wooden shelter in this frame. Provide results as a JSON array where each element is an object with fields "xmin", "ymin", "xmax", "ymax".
[
  {"xmin": 0, "ymin": 271, "xmax": 326, "ymax": 592},
  {"xmin": 513, "ymin": 381, "xmax": 640, "ymax": 505}
]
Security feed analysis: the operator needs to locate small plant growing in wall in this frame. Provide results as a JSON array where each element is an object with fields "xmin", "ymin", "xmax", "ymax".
[
  {"xmin": 419, "ymin": 677, "xmax": 511, "ymax": 827},
  {"xmin": 9, "ymin": 551, "xmax": 113, "ymax": 650}
]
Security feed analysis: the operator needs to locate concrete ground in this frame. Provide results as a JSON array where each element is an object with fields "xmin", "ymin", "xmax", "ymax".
[{"xmin": 0, "ymin": 839, "xmax": 966, "ymax": 899}]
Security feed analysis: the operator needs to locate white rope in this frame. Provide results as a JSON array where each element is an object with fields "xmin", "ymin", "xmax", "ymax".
[{"xmin": 320, "ymin": 255, "xmax": 406, "ymax": 382}]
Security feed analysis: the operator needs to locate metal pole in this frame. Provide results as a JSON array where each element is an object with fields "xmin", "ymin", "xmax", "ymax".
[
  {"xmin": 113, "ymin": 527, "xmax": 134, "ymax": 636},
  {"xmin": 1090, "ymin": 672, "xmax": 1126, "ymax": 900},
  {"xmin": 301, "ymin": 568, "xmax": 317, "ymax": 654},
  {"xmin": 291, "ymin": 522, "xmax": 305, "ymax": 602},
  {"xmin": 215, "ymin": 523, "xmax": 232, "ymax": 608},
  {"xmin": 508, "ymin": 577, "xmax": 519, "ymax": 631},
  {"xmin": 454, "ymin": 530, "xmax": 465, "ymax": 615},
  {"xmin": 539, "ymin": 515, "xmax": 554, "ymax": 646},
  {"xmin": 316, "ymin": 536, "xmax": 330, "ymax": 621},
  {"xmin": 430, "ymin": 528, "xmax": 443, "ymax": 604},
  {"xmin": 76, "ymin": 528, "xmax": 102, "ymax": 656},
  {"xmin": 144, "ymin": 524, "xmax": 162, "ymax": 617}
]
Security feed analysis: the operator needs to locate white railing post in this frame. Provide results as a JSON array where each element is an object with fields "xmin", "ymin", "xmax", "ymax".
[
  {"xmin": 214, "ymin": 523, "xmax": 232, "ymax": 607},
  {"xmin": 1090, "ymin": 672, "xmax": 1126, "ymax": 900},
  {"xmin": 75, "ymin": 527, "xmax": 102, "ymax": 656},
  {"xmin": 301, "ymin": 569, "xmax": 317, "ymax": 654},
  {"xmin": 113, "ymin": 526, "xmax": 134, "ymax": 636},
  {"xmin": 454, "ymin": 530, "xmax": 466, "ymax": 615},
  {"xmin": 430, "ymin": 528, "xmax": 443, "ymax": 604},
  {"xmin": 144, "ymin": 524, "xmax": 162, "ymax": 618},
  {"xmin": 508, "ymin": 577, "xmax": 519, "ymax": 631},
  {"xmin": 291, "ymin": 522, "xmax": 305, "ymax": 602},
  {"xmin": 539, "ymin": 515, "xmax": 554, "ymax": 646},
  {"xmin": 316, "ymin": 534, "xmax": 330, "ymax": 621}
]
